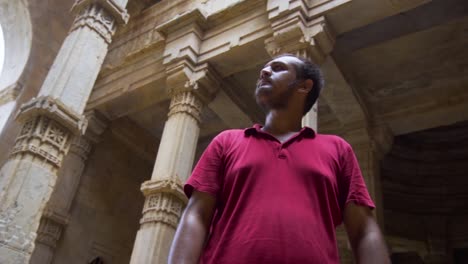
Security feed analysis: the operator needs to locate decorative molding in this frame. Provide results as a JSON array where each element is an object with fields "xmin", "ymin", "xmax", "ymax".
[
  {"xmin": 16, "ymin": 96, "xmax": 87, "ymax": 136},
  {"xmin": 168, "ymin": 91, "xmax": 203, "ymax": 124},
  {"xmin": 156, "ymin": 8, "xmax": 207, "ymax": 65},
  {"xmin": 71, "ymin": 2, "xmax": 119, "ymax": 44},
  {"xmin": 265, "ymin": 15, "xmax": 334, "ymax": 64},
  {"xmin": 267, "ymin": 0, "xmax": 352, "ymax": 21},
  {"xmin": 140, "ymin": 177, "xmax": 187, "ymax": 202},
  {"xmin": 72, "ymin": 0, "xmax": 129, "ymax": 24},
  {"xmin": 10, "ymin": 116, "xmax": 72, "ymax": 167},
  {"xmin": 139, "ymin": 178, "xmax": 188, "ymax": 229},
  {"xmin": 166, "ymin": 60, "xmax": 221, "ymax": 104}
]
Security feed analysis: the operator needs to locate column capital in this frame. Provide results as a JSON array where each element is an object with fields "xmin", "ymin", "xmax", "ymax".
[
  {"xmin": 71, "ymin": 0, "xmax": 129, "ymax": 44},
  {"xmin": 141, "ymin": 178, "xmax": 187, "ymax": 204},
  {"xmin": 265, "ymin": 15, "xmax": 334, "ymax": 64},
  {"xmin": 72, "ymin": 0, "xmax": 129, "ymax": 24},
  {"xmin": 16, "ymin": 96, "xmax": 87, "ymax": 135}
]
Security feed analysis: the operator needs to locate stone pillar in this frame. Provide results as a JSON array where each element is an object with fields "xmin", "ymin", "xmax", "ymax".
[
  {"xmin": 0, "ymin": 0, "xmax": 128, "ymax": 262},
  {"xmin": 130, "ymin": 61, "xmax": 220, "ymax": 264},
  {"xmin": 302, "ymin": 102, "xmax": 318, "ymax": 131},
  {"xmin": 30, "ymin": 112, "xmax": 107, "ymax": 264}
]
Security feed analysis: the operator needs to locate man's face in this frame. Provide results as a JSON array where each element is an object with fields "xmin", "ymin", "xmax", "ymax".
[{"xmin": 255, "ymin": 55, "xmax": 302, "ymax": 110}]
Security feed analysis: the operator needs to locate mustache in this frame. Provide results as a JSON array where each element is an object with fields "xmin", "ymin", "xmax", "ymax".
[{"xmin": 256, "ymin": 77, "xmax": 272, "ymax": 86}]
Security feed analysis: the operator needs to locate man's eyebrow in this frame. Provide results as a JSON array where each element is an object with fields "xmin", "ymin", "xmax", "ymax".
[{"xmin": 263, "ymin": 60, "xmax": 287, "ymax": 68}]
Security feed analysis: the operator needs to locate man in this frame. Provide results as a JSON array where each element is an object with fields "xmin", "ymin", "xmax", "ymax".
[{"xmin": 169, "ymin": 54, "xmax": 390, "ymax": 264}]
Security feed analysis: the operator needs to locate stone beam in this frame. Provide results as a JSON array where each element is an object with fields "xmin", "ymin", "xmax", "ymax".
[
  {"xmin": 320, "ymin": 56, "xmax": 367, "ymax": 130},
  {"xmin": 382, "ymin": 92, "xmax": 468, "ymax": 136}
]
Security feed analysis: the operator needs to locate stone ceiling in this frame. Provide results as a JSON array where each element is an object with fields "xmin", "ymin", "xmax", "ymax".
[{"xmin": 332, "ymin": 0, "xmax": 468, "ymax": 135}]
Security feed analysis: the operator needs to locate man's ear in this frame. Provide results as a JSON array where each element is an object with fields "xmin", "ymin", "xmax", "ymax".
[{"xmin": 298, "ymin": 79, "xmax": 313, "ymax": 94}]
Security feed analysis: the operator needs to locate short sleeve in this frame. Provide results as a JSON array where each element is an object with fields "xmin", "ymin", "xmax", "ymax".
[
  {"xmin": 339, "ymin": 143, "xmax": 375, "ymax": 210},
  {"xmin": 184, "ymin": 133, "xmax": 225, "ymax": 199}
]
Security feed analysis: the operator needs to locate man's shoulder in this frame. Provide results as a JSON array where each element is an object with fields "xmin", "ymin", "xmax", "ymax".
[
  {"xmin": 314, "ymin": 133, "xmax": 348, "ymax": 144},
  {"xmin": 313, "ymin": 133, "xmax": 352, "ymax": 152},
  {"xmin": 212, "ymin": 128, "xmax": 248, "ymax": 143}
]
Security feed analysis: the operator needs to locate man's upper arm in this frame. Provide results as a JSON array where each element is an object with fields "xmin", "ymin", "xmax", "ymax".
[
  {"xmin": 343, "ymin": 202, "xmax": 374, "ymax": 243},
  {"xmin": 186, "ymin": 190, "xmax": 217, "ymax": 225}
]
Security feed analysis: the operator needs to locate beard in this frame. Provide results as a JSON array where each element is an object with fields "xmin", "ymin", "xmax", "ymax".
[{"xmin": 255, "ymin": 80, "xmax": 298, "ymax": 112}]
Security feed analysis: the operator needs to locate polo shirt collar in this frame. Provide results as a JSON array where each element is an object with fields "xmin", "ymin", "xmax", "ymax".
[{"xmin": 244, "ymin": 124, "xmax": 315, "ymax": 138}]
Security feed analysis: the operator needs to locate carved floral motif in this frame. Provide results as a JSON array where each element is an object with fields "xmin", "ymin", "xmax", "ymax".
[{"xmin": 139, "ymin": 178, "xmax": 188, "ymax": 229}]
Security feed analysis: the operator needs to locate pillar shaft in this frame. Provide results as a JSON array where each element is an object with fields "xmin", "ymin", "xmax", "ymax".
[
  {"xmin": 130, "ymin": 91, "xmax": 202, "ymax": 264},
  {"xmin": 0, "ymin": 0, "xmax": 127, "ymax": 262},
  {"xmin": 302, "ymin": 102, "xmax": 318, "ymax": 131},
  {"xmin": 29, "ymin": 136, "xmax": 92, "ymax": 264}
]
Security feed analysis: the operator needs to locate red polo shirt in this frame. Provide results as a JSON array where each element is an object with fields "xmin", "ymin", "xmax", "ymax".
[{"xmin": 185, "ymin": 124, "xmax": 375, "ymax": 264}]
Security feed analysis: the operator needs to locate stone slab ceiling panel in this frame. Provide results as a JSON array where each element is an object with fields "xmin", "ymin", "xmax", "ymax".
[{"xmin": 332, "ymin": 0, "xmax": 468, "ymax": 135}]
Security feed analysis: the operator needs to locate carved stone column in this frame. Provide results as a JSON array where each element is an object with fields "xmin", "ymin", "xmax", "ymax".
[
  {"xmin": 130, "ymin": 61, "xmax": 220, "ymax": 264},
  {"xmin": 0, "ymin": 0, "xmax": 127, "ymax": 262},
  {"xmin": 30, "ymin": 112, "xmax": 107, "ymax": 264}
]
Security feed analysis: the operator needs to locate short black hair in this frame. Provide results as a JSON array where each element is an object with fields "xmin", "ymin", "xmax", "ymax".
[{"xmin": 274, "ymin": 53, "xmax": 324, "ymax": 115}]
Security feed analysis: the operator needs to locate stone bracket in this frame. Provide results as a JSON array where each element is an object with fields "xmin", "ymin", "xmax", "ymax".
[
  {"xmin": 16, "ymin": 96, "xmax": 87, "ymax": 136},
  {"xmin": 265, "ymin": 15, "xmax": 334, "ymax": 64},
  {"xmin": 166, "ymin": 60, "xmax": 222, "ymax": 105},
  {"xmin": 72, "ymin": 0, "xmax": 129, "ymax": 24},
  {"xmin": 36, "ymin": 210, "xmax": 70, "ymax": 248},
  {"xmin": 157, "ymin": 8, "xmax": 208, "ymax": 66}
]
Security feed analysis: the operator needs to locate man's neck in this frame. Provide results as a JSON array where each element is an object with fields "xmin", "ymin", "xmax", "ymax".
[{"xmin": 262, "ymin": 110, "xmax": 302, "ymax": 136}]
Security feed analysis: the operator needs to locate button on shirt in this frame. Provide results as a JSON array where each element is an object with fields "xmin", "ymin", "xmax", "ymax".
[{"xmin": 185, "ymin": 124, "xmax": 375, "ymax": 264}]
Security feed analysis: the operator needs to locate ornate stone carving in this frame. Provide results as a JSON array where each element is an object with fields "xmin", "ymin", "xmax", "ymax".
[
  {"xmin": 36, "ymin": 216, "xmax": 65, "ymax": 248},
  {"xmin": 168, "ymin": 91, "xmax": 203, "ymax": 124},
  {"xmin": 10, "ymin": 116, "xmax": 72, "ymax": 167},
  {"xmin": 139, "ymin": 178, "xmax": 188, "ymax": 229},
  {"xmin": 265, "ymin": 16, "xmax": 334, "ymax": 64},
  {"xmin": 16, "ymin": 96, "xmax": 87, "ymax": 135},
  {"xmin": 71, "ymin": 3, "xmax": 117, "ymax": 44},
  {"xmin": 72, "ymin": 0, "xmax": 129, "ymax": 24}
]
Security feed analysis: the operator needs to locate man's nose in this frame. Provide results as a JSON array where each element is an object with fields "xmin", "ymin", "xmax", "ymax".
[{"xmin": 260, "ymin": 67, "xmax": 272, "ymax": 78}]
